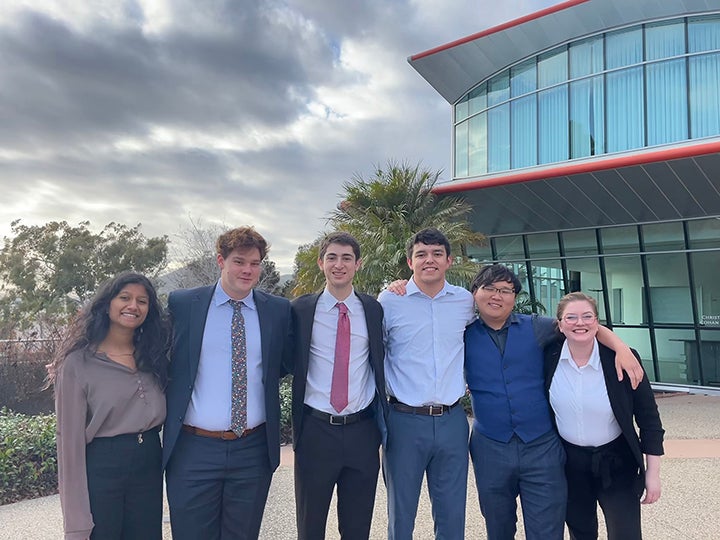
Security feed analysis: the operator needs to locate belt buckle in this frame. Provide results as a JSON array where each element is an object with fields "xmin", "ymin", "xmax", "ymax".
[
  {"xmin": 329, "ymin": 414, "xmax": 346, "ymax": 426},
  {"xmin": 220, "ymin": 430, "xmax": 235, "ymax": 440},
  {"xmin": 428, "ymin": 405, "xmax": 444, "ymax": 416}
]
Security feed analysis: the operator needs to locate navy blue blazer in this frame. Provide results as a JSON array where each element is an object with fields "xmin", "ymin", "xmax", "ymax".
[
  {"xmin": 163, "ymin": 284, "xmax": 293, "ymax": 471},
  {"xmin": 544, "ymin": 341, "xmax": 665, "ymax": 492},
  {"xmin": 290, "ymin": 292, "xmax": 388, "ymax": 450}
]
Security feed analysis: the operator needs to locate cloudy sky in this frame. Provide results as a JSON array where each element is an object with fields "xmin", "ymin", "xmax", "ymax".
[{"xmin": 0, "ymin": 0, "xmax": 558, "ymax": 273}]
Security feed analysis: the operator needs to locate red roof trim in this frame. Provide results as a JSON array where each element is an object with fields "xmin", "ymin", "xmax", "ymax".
[
  {"xmin": 433, "ymin": 141, "xmax": 720, "ymax": 194},
  {"xmin": 410, "ymin": 0, "xmax": 590, "ymax": 61}
]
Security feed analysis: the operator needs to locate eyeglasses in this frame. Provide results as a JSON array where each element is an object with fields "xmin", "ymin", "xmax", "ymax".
[
  {"xmin": 562, "ymin": 313, "xmax": 597, "ymax": 324},
  {"xmin": 480, "ymin": 285, "xmax": 516, "ymax": 297}
]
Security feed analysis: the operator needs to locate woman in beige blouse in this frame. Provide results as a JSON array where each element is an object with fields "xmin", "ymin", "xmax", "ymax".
[{"xmin": 48, "ymin": 272, "xmax": 169, "ymax": 540}]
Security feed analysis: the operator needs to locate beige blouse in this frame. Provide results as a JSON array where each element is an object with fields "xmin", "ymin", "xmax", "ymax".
[{"xmin": 55, "ymin": 348, "xmax": 165, "ymax": 540}]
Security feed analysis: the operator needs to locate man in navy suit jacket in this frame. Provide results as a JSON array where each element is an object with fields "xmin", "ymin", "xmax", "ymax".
[
  {"xmin": 290, "ymin": 232, "xmax": 388, "ymax": 539},
  {"xmin": 163, "ymin": 227, "xmax": 292, "ymax": 540}
]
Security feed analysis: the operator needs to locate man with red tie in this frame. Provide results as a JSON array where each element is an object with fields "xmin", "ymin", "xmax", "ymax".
[{"xmin": 290, "ymin": 232, "xmax": 388, "ymax": 539}]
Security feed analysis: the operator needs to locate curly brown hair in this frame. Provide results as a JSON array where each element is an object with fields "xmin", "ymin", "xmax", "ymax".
[{"xmin": 216, "ymin": 227, "xmax": 268, "ymax": 260}]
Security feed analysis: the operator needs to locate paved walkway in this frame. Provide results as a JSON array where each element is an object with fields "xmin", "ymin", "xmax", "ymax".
[{"xmin": 1, "ymin": 393, "xmax": 719, "ymax": 539}]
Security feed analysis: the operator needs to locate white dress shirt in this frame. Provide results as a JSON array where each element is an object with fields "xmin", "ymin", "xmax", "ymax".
[
  {"xmin": 184, "ymin": 282, "xmax": 266, "ymax": 431},
  {"xmin": 379, "ymin": 278, "xmax": 474, "ymax": 406},
  {"xmin": 549, "ymin": 338, "xmax": 622, "ymax": 447},
  {"xmin": 304, "ymin": 289, "xmax": 375, "ymax": 415}
]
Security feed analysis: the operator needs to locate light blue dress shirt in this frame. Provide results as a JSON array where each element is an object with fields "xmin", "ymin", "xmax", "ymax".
[
  {"xmin": 184, "ymin": 282, "xmax": 265, "ymax": 431},
  {"xmin": 379, "ymin": 277, "xmax": 474, "ymax": 406}
]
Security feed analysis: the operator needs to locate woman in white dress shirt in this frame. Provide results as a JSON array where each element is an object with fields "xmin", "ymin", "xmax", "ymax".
[{"xmin": 544, "ymin": 292, "xmax": 664, "ymax": 540}]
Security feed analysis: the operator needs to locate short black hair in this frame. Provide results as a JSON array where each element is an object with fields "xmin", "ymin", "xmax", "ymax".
[
  {"xmin": 470, "ymin": 264, "xmax": 522, "ymax": 295},
  {"xmin": 406, "ymin": 228, "xmax": 451, "ymax": 259},
  {"xmin": 318, "ymin": 231, "xmax": 361, "ymax": 260}
]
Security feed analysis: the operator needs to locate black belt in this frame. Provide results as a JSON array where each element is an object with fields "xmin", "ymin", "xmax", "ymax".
[
  {"xmin": 304, "ymin": 405, "xmax": 374, "ymax": 425},
  {"xmin": 389, "ymin": 396, "xmax": 460, "ymax": 416}
]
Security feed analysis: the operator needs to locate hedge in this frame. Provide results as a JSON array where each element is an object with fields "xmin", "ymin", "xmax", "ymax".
[{"xmin": 0, "ymin": 408, "xmax": 58, "ymax": 505}]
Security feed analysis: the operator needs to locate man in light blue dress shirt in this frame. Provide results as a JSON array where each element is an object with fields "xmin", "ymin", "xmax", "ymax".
[{"xmin": 378, "ymin": 228, "xmax": 475, "ymax": 540}]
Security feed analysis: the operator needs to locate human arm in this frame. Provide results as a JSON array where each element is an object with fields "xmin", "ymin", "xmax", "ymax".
[
  {"xmin": 596, "ymin": 326, "xmax": 643, "ymax": 389},
  {"xmin": 55, "ymin": 356, "xmax": 94, "ymax": 540},
  {"xmin": 642, "ymin": 454, "xmax": 662, "ymax": 504}
]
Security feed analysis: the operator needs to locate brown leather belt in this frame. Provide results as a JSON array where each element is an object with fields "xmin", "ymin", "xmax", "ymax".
[
  {"xmin": 182, "ymin": 423, "xmax": 265, "ymax": 440},
  {"xmin": 389, "ymin": 396, "xmax": 460, "ymax": 416}
]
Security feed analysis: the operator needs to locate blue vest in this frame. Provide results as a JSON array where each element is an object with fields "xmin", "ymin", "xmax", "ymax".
[{"xmin": 464, "ymin": 315, "xmax": 553, "ymax": 443}]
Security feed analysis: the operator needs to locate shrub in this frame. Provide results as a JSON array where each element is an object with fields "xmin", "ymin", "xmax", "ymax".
[{"xmin": 0, "ymin": 408, "xmax": 58, "ymax": 505}]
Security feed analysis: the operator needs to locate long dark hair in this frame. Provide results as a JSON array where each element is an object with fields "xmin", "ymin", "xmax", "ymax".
[{"xmin": 48, "ymin": 272, "xmax": 169, "ymax": 388}]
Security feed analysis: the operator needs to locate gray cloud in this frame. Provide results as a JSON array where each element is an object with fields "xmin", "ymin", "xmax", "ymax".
[{"xmin": 0, "ymin": 0, "xmax": 560, "ymax": 272}]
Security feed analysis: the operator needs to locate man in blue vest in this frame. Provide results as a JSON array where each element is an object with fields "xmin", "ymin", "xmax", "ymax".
[{"xmin": 465, "ymin": 263, "xmax": 642, "ymax": 540}]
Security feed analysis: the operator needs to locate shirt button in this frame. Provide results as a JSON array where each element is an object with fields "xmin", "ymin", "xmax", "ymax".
[{"xmin": 140, "ymin": 393, "xmax": 145, "ymax": 399}]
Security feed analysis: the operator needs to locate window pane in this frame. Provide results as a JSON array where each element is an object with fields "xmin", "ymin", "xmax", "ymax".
[
  {"xmin": 487, "ymin": 72, "xmax": 510, "ymax": 106},
  {"xmin": 607, "ymin": 67, "xmax": 644, "ymax": 152},
  {"xmin": 455, "ymin": 96, "xmax": 469, "ymax": 122},
  {"xmin": 565, "ymin": 258, "xmax": 606, "ymax": 323},
  {"xmin": 454, "ymin": 121, "xmax": 468, "ymax": 178},
  {"xmin": 569, "ymin": 36, "xmax": 603, "ymax": 78},
  {"xmin": 606, "ymin": 27, "xmax": 642, "ymax": 69},
  {"xmin": 644, "ymin": 253, "xmax": 693, "ymax": 324},
  {"xmin": 570, "ymin": 76, "xmax": 605, "ymax": 158},
  {"xmin": 468, "ymin": 113, "xmax": 487, "ymax": 176},
  {"xmin": 511, "ymin": 95, "xmax": 537, "ymax": 168},
  {"xmin": 689, "ymin": 53, "xmax": 720, "ymax": 139},
  {"xmin": 600, "ymin": 226, "xmax": 639, "ymax": 254},
  {"xmin": 562, "ymin": 229, "xmax": 598, "ymax": 256},
  {"xmin": 527, "ymin": 232, "xmax": 560, "ymax": 258},
  {"xmin": 645, "ymin": 20, "xmax": 685, "ymax": 61},
  {"xmin": 488, "ymin": 104, "xmax": 510, "ymax": 172},
  {"xmin": 613, "ymin": 328, "xmax": 654, "ymax": 380},
  {"xmin": 654, "ymin": 328, "xmax": 695, "ymax": 384},
  {"xmin": 469, "ymin": 83, "xmax": 487, "ymax": 115},
  {"xmin": 538, "ymin": 85, "xmax": 568, "ymax": 164},
  {"xmin": 697, "ymin": 330, "xmax": 720, "ymax": 387},
  {"xmin": 603, "ymin": 255, "xmax": 644, "ymax": 325},
  {"xmin": 493, "ymin": 236, "xmax": 525, "ymax": 261},
  {"xmin": 467, "ymin": 241, "xmax": 493, "ymax": 263},
  {"xmin": 642, "ymin": 222, "xmax": 685, "ymax": 251},
  {"xmin": 691, "ymin": 251, "xmax": 720, "ymax": 327},
  {"xmin": 538, "ymin": 47, "xmax": 567, "ymax": 88},
  {"xmin": 511, "ymin": 59, "xmax": 536, "ymax": 97},
  {"xmin": 646, "ymin": 59, "xmax": 688, "ymax": 145},
  {"xmin": 687, "ymin": 218, "xmax": 720, "ymax": 249},
  {"xmin": 688, "ymin": 15, "xmax": 720, "ymax": 53},
  {"xmin": 530, "ymin": 262, "xmax": 565, "ymax": 317}
]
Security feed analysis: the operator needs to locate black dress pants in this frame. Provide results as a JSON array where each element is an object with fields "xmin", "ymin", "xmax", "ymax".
[
  {"xmin": 294, "ymin": 409, "xmax": 381, "ymax": 540},
  {"xmin": 563, "ymin": 436, "xmax": 642, "ymax": 540},
  {"xmin": 86, "ymin": 427, "xmax": 163, "ymax": 540}
]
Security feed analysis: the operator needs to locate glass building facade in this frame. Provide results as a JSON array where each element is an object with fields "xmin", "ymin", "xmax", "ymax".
[
  {"xmin": 442, "ymin": 12, "xmax": 720, "ymax": 390},
  {"xmin": 453, "ymin": 15, "xmax": 720, "ymax": 179},
  {"xmin": 468, "ymin": 217, "xmax": 720, "ymax": 388}
]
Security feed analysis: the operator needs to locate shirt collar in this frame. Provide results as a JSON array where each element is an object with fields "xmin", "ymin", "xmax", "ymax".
[
  {"xmin": 560, "ymin": 338, "xmax": 601, "ymax": 370},
  {"xmin": 214, "ymin": 281, "xmax": 256, "ymax": 311},
  {"xmin": 319, "ymin": 287, "xmax": 359, "ymax": 313},
  {"xmin": 477, "ymin": 312, "xmax": 519, "ymax": 332},
  {"xmin": 407, "ymin": 276, "xmax": 452, "ymax": 298}
]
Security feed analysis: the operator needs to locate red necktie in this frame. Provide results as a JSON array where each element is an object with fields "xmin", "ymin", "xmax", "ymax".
[{"xmin": 330, "ymin": 302, "xmax": 350, "ymax": 413}]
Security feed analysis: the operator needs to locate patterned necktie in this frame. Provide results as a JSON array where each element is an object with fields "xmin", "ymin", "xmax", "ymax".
[
  {"xmin": 228, "ymin": 299, "xmax": 247, "ymax": 436},
  {"xmin": 330, "ymin": 302, "xmax": 350, "ymax": 413}
]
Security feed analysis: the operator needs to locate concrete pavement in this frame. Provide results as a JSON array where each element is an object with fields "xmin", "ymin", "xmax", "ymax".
[{"xmin": 1, "ymin": 393, "xmax": 719, "ymax": 539}]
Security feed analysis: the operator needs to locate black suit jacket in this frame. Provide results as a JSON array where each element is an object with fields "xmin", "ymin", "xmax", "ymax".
[
  {"xmin": 544, "ymin": 340, "xmax": 664, "ymax": 490},
  {"xmin": 163, "ymin": 284, "xmax": 293, "ymax": 471},
  {"xmin": 290, "ymin": 292, "xmax": 388, "ymax": 450}
]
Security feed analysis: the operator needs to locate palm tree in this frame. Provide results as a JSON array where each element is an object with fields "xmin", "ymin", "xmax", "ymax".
[{"xmin": 292, "ymin": 160, "xmax": 485, "ymax": 296}]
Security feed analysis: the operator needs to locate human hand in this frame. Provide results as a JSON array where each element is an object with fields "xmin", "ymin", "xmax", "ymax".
[
  {"xmin": 615, "ymin": 347, "xmax": 643, "ymax": 389},
  {"xmin": 385, "ymin": 279, "xmax": 408, "ymax": 296}
]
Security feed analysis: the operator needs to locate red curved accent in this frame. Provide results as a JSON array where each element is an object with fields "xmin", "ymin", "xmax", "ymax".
[
  {"xmin": 432, "ymin": 140, "xmax": 720, "ymax": 194},
  {"xmin": 410, "ymin": 0, "xmax": 590, "ymax": 61}
]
